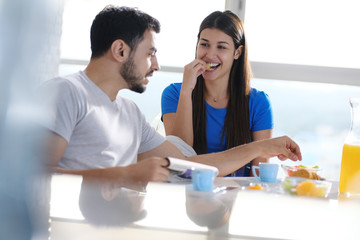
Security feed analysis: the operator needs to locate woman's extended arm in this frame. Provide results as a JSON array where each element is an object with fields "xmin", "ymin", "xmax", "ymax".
[
  {"xmin": 187, "ymin": 135, "xmax": 301, "ymax": 177},
  {"xmin": 139, "ymin": 135, "xmax": 302, "ymax": 177},
  {"xmin": 250, "ymin": 129, "xmax": 273, "ymax": 176}
]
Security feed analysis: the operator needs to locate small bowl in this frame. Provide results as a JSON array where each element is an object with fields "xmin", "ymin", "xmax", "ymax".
[
  {"xmin": 281, "ymin": 165, "xmax": 323, "ymax": 180},
  {"xmin": 282, "ymin": 177, "xmax": 332, "ymax": 198}
]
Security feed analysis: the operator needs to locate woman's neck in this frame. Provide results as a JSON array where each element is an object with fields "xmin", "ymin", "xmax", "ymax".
[{"xmin": 204, "ymin": 79, "xmax": 229, "ymax": 107}]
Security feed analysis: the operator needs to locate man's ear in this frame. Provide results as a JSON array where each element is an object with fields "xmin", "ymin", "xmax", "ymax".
[
  {"xmin": 234, "ymin": 45, "xmax": 243, "ymax": 60},
  {"xmin": 111, "ymin": 39, "xmax": 129, "ymax": 62}
]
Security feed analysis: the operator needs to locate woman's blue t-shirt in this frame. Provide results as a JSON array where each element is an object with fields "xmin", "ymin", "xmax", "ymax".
[{"xmin": 161, "ymin": 83, "xmax": 273, "ymax": 176}]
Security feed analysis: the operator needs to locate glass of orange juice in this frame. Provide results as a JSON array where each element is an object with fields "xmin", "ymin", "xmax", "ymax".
[{"xmin": 339, "ymin": 98, "xmax": 360, "ymax": 196}]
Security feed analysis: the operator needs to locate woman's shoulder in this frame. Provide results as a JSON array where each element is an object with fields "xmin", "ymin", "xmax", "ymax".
[
  {"xmin": 161, "ymin": 82, "xmax": 183, "ymax": 112},
  {"xmin": 166, "ymin": 82, "xmax": 182, "ymax": 90},
  {"xmin": 249, "ymin": 87, "xmax": 271, "ymax": 107},
  {"xmin": 249, "ymin": 88, "xmax": 270, "ymax": 100},
  {"xmin": 162, "ymin": 82, "xmax": 182, "ymax": 96}
]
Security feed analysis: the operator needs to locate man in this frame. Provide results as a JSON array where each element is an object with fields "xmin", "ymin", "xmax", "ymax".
[{"xmin": 42, "ymin": 6, "xmax": 301, "ymax": 190}]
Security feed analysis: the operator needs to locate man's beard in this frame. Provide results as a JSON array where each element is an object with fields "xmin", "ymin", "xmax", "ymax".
[{"xmin": 120, "ymin": 57, "xmax": 152, "ymax": 94}]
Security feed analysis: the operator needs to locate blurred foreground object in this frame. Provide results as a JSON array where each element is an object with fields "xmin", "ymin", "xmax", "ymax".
[{"xmin": 0, "ymin": 0, "xmax": 64, "ymax": 239}]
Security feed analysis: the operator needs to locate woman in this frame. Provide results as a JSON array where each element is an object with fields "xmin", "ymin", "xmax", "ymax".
[{"xmin": 161, "ymin": 10, "xmax": 273, "ymax": 176}]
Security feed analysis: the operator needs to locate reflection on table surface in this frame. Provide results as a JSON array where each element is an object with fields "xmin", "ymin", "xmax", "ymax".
[{"xmin": 50, "ymin": 174, "xmax": 360, "ymax": 240}]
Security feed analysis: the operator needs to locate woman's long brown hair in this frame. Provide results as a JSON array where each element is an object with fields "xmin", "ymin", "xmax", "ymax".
[{"xmin": 192, "ymin": 11, "xmax": 253, "ymax": 154}]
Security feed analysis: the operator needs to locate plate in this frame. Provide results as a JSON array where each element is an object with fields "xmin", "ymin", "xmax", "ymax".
[{"xmin": 185, "ymin": 185, "xmax": 238, "ymax": 197}]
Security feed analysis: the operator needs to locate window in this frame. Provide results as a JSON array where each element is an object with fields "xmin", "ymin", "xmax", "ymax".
[
  {"xmin": 251, "ymin": 78, "xmax": 360, "ymax": 180},
  {"xmin": 245, "ymin": 0, "xmax": 360, "ymax": 69},
  {"xmin": 242, "ymin": 0, "xmax": 360, "ymax": 180},
  {"xmin": 242, "ymin": 0, "xmax": 360, "ymax": 86}
]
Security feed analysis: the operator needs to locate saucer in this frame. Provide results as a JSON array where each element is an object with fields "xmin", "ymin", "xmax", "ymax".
[
  {"xmin": 185, "ymin": 185, "xmax": 233, "ymax": 197},
  {"xmin": 253, "ymin": 178, "xmax": 282, "ymax": 184}
]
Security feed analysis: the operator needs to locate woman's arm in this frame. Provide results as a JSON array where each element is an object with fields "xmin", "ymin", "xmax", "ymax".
[
  {"xmin": 163, "ymin": 87, "xmax": 194, "ymax": 145},
  {"xmin": 186, "ymin": 135, "xmax": 301, "ymax": 177},
  {"xmin": 163, "ymin": 59, "xmax": 207, "ymax": 146},
  {"xmin": 250, "ymin": 129, "xmax": 273, "ymax": 176},
  {"xmin": 252, "ymin": 129, "xmax": 273, "ymax": 165},
  {"xmin": 138, "ymin": 135, "xmax": 301, "ymax": 177},
  {"xmin": 248, "ymin": 89, "xmax": 274, "ymax": 173}
]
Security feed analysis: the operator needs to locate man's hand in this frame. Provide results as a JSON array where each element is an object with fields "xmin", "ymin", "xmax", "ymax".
[
  {"xmin": 113, "ymin": 157, "xmax": 170, "ymax": 191},
  {"xmin": 54, "ymin": 157, "xmax": 170, "ymax": 192}
]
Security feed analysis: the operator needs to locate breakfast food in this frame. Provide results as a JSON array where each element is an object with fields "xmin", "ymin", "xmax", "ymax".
[
  {"xmin": 291, "ymin": 168, "xmax": 312, "ymax": 178},
  {"xmin": 310, "ymin": 171, "xmax": 322, "ymax": 180},
  {"xmin": 291, "ymin": 168, "xmax": 323, "ymax": 180},
  {"xmin": 284, "ymin": 165, "xmax": 324, "ymax": 180},
  {"xmin": 295, "ymin": 180, "xmax": 326, "ymax": 197},
  {"xmin": 282, "ymin": 178, "xmax": 331, "ymax": 198},
  {"xmin": 247, "ymin": 184, "xmax": 263, "ymax": 190},
  {"xmin": 295, "ymin": 180, "xmax": 319, "ymax": 196}
]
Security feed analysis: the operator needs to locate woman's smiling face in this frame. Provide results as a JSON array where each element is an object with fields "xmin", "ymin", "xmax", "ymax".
[{"xmin": 196, "ymin": 28, "xmax": 241, "ymax": 82}]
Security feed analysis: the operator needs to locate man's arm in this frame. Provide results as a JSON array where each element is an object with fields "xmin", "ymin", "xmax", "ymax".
[
  {"xmin": 44, "ymin": 131, "xmax": 110, "ymax": 176},
  {"xmin": 45, "ymin": 131, "xmax": 170, "ymax": 190},
  {"xmin": 45, "ymin": 132, "xmax": 68, "ymax": 170}
]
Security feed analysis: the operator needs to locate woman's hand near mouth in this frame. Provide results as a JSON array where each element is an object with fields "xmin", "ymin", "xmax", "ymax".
[{"xmin": 182, "ymin": 59, "xmax": 207, "ymax": 92}]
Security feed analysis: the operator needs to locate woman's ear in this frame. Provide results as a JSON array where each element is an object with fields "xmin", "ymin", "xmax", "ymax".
[
  {"xmin": 111, "ymin": 39, "xmax": 129, "ymax": 62},
  {"xmin": 234, "ymin": 45, "xmax": 243, "ymax": 60}
]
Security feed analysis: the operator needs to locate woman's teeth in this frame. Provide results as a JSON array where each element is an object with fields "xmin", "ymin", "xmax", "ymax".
[{"xmin": 206, "ymin": 63, "xmax": 220, "ymax": 70}]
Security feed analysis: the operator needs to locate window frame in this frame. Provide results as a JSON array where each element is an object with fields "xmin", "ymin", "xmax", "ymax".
[
  {"xmin": 224, "ymin": 0, "xmax": 360, "ymax": 86},
  {"xmin": 60, "ymin": 0, "xmax": 360, "ymax": 86}
]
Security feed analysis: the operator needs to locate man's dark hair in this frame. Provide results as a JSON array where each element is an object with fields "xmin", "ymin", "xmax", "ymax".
[{"xmin": 90, "ymin": 5, "xmax": 160, "ymax": 58}]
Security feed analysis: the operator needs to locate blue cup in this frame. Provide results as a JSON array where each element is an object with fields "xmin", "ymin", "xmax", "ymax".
[
  {"xmin": 192, "ymin": 169, "xmax": 215, "ymax": 192},
  {"xmin": 252, "ymin": 163, "xmax": 279, "ymax": 183}
]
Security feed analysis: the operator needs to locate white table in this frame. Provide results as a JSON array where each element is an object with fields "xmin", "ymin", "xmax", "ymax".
[{"xmin": 50, "ymin": 174, "xmax": 360, "ymax": 240}]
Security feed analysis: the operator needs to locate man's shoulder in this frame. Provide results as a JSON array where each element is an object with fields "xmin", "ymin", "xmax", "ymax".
[
  {"xmin": 43, "ymin": 71, "xmax": 80, "ymax": 87},
  {"xmin": 43, "ymin": 71, "xmax": 89, "ymax": 93}
]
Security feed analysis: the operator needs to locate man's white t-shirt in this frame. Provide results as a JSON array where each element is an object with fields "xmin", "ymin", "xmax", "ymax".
[{"xmin": 42, "ymin": 71, "xmax": 165, "ymax": 170}]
